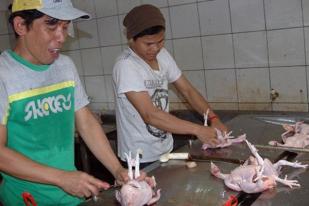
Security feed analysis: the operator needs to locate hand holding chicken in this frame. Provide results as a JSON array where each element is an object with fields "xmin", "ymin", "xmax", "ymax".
[
  {"xmin": 115, "ymin": 152, "xmax": 161, "ymax": 206},
  {"xmin": 202, "ymin": 110, "xmax": 246, "ymax": 150}
]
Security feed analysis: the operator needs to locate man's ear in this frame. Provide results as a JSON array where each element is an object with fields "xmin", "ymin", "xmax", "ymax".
[{"xmin": 13, "ymin": 16, "xmax": 28, "ymax": 36}]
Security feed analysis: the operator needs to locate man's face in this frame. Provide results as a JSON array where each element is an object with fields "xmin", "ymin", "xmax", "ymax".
[
  {"xmin": 16, "ymin": 15, "xmax": 70, "ymax": 65},
  {"xmin": 130, "ymin": 30, "xmax": 165, "ymax": 63}
]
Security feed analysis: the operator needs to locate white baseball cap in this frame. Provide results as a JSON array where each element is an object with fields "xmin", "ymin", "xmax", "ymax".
[{"xmin": 12, "ymin": 0, "xmax": 91, "ymax": 20}]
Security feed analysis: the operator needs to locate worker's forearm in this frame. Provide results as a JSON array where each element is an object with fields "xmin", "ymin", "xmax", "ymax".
[
  {"xmin": 0, "ymin": 147, "xmax": 63, "ymax": 186},
  {"xmin": 185, "ymin": 90, "xmax": 216, "ymax": 117},
  {"xmin": 145, "ymin": 109, "xmax": 201, "ymax": 137},
  {"xmin": 78, "ymin": 119, "xmax": 122, "ymax": 178}
]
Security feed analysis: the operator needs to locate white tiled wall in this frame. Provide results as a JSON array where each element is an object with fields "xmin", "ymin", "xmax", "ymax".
[
  {"xmin": 205, "ymin": 69, "xmax": 237, "ymax": 102},
  {"xmin": 233, "ymin": 31, "xmax": 268, "ymax": 68},
  {"xmin": 117, "ymin": 0, "xmax": 140, "ymax": 14},
  {"xmin": 97, "ymin": 16, "xmax": 121, "ymax": 46},
  {"xmin": 268, "ymin": 28, "xmax": 305, "ymax": 67},
  {"xmin": 173, "ymin": 37, "xmax": 204, "ymax": 70},
  {"xmin": 264, "ymin": 0, "xmax": 302, "ymax": 30},
  {"xmin": 304, "ymin": 0, "xmax": 309, "ymax": 26},
  {"xmin": 202, "ymin": 34, "xmax": 234, "ymax": 69},
  {"xmin": 0, "ymin": 11, "xmax": 8, "ymax": 35},
  {"xmin": 169, "ymin": 4, "xmax": 200, "ymax": 38},
  {"xmin": 77, "ymin": 19, "xmax": 100, "ymax": 48},
  {"xmin": 198, "ymin": 0, "xmax": 231, "ymax": 35},
  {"xmin": 1, "ymin": 0, "xmax": 309, "ymax": 112},
  {"xmin": 81, "ymin": 48, "xmax": 103, "ymax": 76},
  {"xmin": 236, "ymin": 68, "xmax": 270, "ymax": 103},
  {"xmin": 0, "ymin": 2, "xmax": 9, "ymax": 51},
  {"xmin": 94, "ymin": 0, "xmax": 118, "ymax": 17},
  {"xmin": 270, "ymin": 66, "xmax": 307, "ymax": 103},
  {"xmin": 62, "ymin": 50, "xmax": 84, "ymax": 75},
  {"xmin": 100, "ymin": 45, "xmax": 122, "ymax": 75},
  {"xmin": 306, "ymin": 28, "xmax": 309, "ymax": 65},
  {"xmin": 183, "ymin": 70, "xmax": 207, "ymax": 99},
  {"xmin": 230, "ymin": 0, "xmax": 265, "ymax": 33},
  {"xmin": 141, "ymin": 0, "xmax": 168, "ymax": 8}
]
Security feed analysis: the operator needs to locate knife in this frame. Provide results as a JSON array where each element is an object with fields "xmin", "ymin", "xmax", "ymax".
[
  {"xmin": 189, "ymin": 153, "xmax": 244, "ymax": 164},
  {"xmin": 254, "ymin": 144, "xmax": 309, "ymax": 153},
  {"xmin": 92, "ymin": 184, "xmax": 122, "ymax": 202}
]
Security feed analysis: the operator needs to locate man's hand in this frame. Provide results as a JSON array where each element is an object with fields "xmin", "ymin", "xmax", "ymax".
[
  {"xmin": 144, "ymin": 176, "xmax": 157, "ymax": 188},
  {"xmin": 195, "ymin": 126, "xmax": 219, "ymax": 147},
  {"xmin": 114, "ymin": 166, "xmax": 130, "ymax": 185},
  {"xmin": 114, "ymin": 166, "xmax": 156, "ymax": 188},
  {"xmin": 57, "ymin": 171, "xmax": 110, "ymax": 198},
  {"xmin": 210, "ymin": 118, "xmax": 228, "ymax": 132},
  {"xmin": 135, "ymin": 171, "xmax": 157, "ymax": 188}
]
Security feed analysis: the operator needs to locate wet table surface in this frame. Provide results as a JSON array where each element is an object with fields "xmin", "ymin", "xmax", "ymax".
[
  {"xmin": 189, "ymin": 114, "xmax": 306, "ymax": 164},
  {"xmin": 80, "ymin": 112, "xmax": 309, "ymax": 206},
  {"xmin": 251, "ymin": 162, "xmax": 309, "ymax": 206},
  {"xmin": 81, "ymin": 161, "xmax": 239, "ymax": 206}
]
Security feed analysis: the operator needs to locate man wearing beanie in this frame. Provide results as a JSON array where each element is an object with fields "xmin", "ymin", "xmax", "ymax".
[{"xmin": 113, "ymin": 4, "xmax": 228, "ymax": 168}]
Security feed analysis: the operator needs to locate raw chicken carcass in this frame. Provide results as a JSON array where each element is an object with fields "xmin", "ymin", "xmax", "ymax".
[
  {"xmin": 210, "ymin": 140, "xmax": 307, "ymax": 193},
  {"xmin": 269, "ymin": 133, "xmax": 309, "ymax": 148},
  {"xmin": 202, "ymin": 129, "xmax": 246, "ymax": 150},
  {"xmin": 245, "ymin": 140, "xmax": 307, "ymax": 187},
  {"xmin": 269, "ymin": 122, "xmax": 309, "ymax": 148},
  {"xmin": 115, "ymin": 152, "xmax": 161, "ymax": 206},
  {"xmin": 282, "ymin": 122, "xmax": 309, "ymax": 136},
  {"xmin": 211, "ymin": 161, "xmax": 276, "ymax": 193},
  {"xmin": 202, "ymin": 110, "xmax": 246, "ymax": 150}
]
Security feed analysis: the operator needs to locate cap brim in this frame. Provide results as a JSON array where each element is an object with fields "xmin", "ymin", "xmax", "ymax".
[{"xmin": 38, "ymin": 7, "xmax": 91, "ymax": 21}]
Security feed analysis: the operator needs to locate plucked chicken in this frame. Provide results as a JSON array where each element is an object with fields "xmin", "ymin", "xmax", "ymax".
[
  {"xmin": 210, "ymin": 140, "xmax": 307, "ymax": 193},
  {"xmin": 115, "ymin": 152, "xmax": 161, "ymax": 206}
]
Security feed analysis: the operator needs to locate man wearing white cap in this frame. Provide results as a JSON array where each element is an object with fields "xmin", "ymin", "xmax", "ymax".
[{"xmin": 0, "ymin": 0, "xmax": 150, "ymax": 205}]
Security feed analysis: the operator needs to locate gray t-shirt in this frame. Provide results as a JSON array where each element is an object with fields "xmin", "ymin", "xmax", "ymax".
[
  {"xmin": 0, "ymin": 50, "xmax": 88, "ymax": 123},
  {"xmin": 0, "ymin": 50, "xmax": 89, "ymax": 205},
  {"xmin": 113, "ymin": 47, "xmax": 182, "ymax": 162}
]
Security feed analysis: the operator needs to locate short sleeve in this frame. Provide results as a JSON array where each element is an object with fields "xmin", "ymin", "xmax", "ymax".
[
  {"xmin": 158, "ymin": 48, "xmax": 181, "ymax": 83},
  {"xmin": 113, "ymin": 60, "xmax": 147, "ymax": 96},
  {"xmin": 66, "ymin": 57, "xmax": 89, "ymax": 111},
  {"xmin": 0, "ymin": 79, "xmax": 9, "ymax": 125}
]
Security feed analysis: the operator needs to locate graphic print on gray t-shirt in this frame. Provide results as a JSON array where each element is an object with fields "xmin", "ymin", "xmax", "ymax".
[{"xmin": 146, "ymin": 88, "xmax": 168, "ymax": 140}]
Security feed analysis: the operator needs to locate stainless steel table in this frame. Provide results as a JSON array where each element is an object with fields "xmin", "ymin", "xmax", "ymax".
[
  {"xmin": 251, "ymin": 160, "xmax": 309, "ymax": 206},
  {"xmin": 80, "ymin": 160, "xmax": 239, "ymax": 206},
  {"xmin": 80, "ymin": 113, "xmax": 309, "ymax": 206}
]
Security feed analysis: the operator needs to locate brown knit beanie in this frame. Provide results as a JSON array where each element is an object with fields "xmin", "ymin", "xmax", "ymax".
[{"xmin": 123, "ymin": 4, "xmax": 165, "ymax": 39}]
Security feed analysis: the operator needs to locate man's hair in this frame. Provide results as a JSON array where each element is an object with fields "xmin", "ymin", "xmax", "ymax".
[
  {"xmin": 8, "ymin": 4, "xmax": 45, "ymax": 38},
  {"xmin": 133, "ymin": 25, "xmax": 165, "ymax": 41}
]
